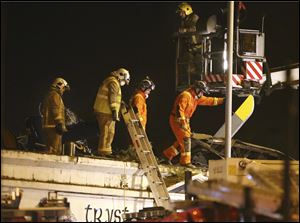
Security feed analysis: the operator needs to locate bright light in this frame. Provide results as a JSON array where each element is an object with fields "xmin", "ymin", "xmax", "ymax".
[
  {"xmin": 223, "ymin": 60, "xmax": 228, "ymax": 70},
  {"xmin": 246, "ymin": 174, "xmax": 253, "ymax": 180},
  {"xmin": 223, "ymin": 50, "xmax": 228, "ymax": 70}
]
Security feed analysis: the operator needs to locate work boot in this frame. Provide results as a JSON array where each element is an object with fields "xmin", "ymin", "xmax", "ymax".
[
  {"xmin": 159, "ymin": 157, "xmax": 173, "ymax": 166},
  {"xmin": 94, "ymin": 152, "xmax": 115, "ymax": 159},
  {"xmin": 103, "ymin": 154, "xmax": 116, "ymax": 159},
  {"xmin": 181, "ymin": 163, "xmax": 197, "ymax": 169},
  {"xmin": 167, "ymin": 159, "xmax": 173, "ymax": 165}
]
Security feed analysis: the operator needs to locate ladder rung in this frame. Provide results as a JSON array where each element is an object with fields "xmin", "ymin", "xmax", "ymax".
[
  {"xmin": 159, "ymin": 197, "xmax": 170, "ymax": 200},
  {"xmin": 147, "ymin": 165, "xmax": 157, "ymax": 169},
  {"xmin": 130, "ymin": 119, "xmax": 139, "ymax": 123},
  {"xmin": 153, "ymin": 181, "xmax": 163, "ymax": 185},
  {"xmin": 143, "ymin": 150, "xmax": 151, "ymax": 154},
  {"xmin": 136, "ymin": 134, "xmax": 145, "ymax": 139}
]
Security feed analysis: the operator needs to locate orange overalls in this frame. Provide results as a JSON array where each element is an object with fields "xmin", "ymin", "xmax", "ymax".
[
  {"xmin": 163, "ymin": 88, "xmax": 224, "ymax": 165},
  {"xmin": 130, "ymin": 90, "xmax": 147, "ymax": 130}
]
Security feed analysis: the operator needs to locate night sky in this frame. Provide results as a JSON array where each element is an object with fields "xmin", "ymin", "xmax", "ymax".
[{"xmin": 2, "ymin": 1, "xmax": 299, "ymax": 159}]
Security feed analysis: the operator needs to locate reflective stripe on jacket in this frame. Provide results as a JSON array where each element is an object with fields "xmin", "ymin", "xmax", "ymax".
[
  {"xmin": 93, "ymin": 75, "xmax": 122, "ymax": 114},
  {"xmin": 130, "ymin": 90, "xmax": 147, "ymax": 129},
  {"xmin": 41, "ymin": 88, "xmax": 65, "ymax": 128}
]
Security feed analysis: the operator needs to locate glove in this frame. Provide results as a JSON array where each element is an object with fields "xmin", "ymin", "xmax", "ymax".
[
  {"xmin": 55, "ymin": 122, "xmax": 67, "ymax": 135},
  {"xmin": 112, "ymin": 109, "xmax": 119, "ymax": 121}
]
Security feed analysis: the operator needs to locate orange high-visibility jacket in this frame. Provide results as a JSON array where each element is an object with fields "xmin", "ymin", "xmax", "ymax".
[
  {"xmin": 131, "ymin": 90, "xmax": 147, "ymax": 129},
  {"xmin": 171, "ymin": 88, "xmax": 224, "ymax": 123}
]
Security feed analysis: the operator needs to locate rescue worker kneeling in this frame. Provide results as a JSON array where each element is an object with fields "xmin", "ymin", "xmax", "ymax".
[
  {"xmin": 93, "ymin": 68, "xmax": 130, "ymax": 157},
  {"xmin": 163, "ymin": 81, "xmax": 224, "ymax": 168},
  {"xmin": 41, "ymin": 77, "xmax": 70, "ymax": 155}
]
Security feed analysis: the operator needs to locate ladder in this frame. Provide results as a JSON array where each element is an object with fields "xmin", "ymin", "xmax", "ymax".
[{"xmin": 120, "ymin": 102, "xmax": 171, "ymax": 210}]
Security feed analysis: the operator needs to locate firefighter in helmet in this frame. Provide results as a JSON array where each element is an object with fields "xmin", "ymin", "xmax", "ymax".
[
  {"xmin": 130, "ymin": 76, "xmax": 155, "ymax": 131},
  {"xmin": 176, "ymin": 2, "xmax": 202, "ymax": 79},
  {"xmin": 177, "ymin": 2, "xmax": 199, "ymax": 33},
  {"xmin": 41, "ymin": 77, "xmax": 70, "ymax": 155},
  {"xmin": 93, "ymin": 68, "xmax": 130, "ymax": 157},
  {"xmin": 163, "ymin": 81, "xmax": 224, "ymax": 168}
]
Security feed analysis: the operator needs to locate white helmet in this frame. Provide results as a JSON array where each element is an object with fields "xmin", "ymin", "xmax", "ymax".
[
  {"xmin": 51, "ymin": 77, "xmax": 70, "ymax": 91},
  {"xmin": 113, "ymin": 68, "xmax": 130, "ymax": 86}
]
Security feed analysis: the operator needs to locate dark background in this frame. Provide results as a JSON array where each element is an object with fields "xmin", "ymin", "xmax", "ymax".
[{"xmin": 1, "ymin": 2, "xmax": 299, "ymax": 159}]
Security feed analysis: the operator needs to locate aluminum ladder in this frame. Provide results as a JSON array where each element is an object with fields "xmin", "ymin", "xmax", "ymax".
[{"xmin": 120, "ymin": 102, "xmax": 171, "ymax": 210}]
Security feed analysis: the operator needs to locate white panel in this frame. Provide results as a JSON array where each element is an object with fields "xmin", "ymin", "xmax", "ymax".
[{"xmin": 271, "ymin": 68, "xmax": 299, "ymax": 85}]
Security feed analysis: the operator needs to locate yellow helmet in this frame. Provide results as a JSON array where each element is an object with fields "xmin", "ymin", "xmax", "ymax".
[{"xmin": 177, "ymin": 2, "xmax": 193, "ymax": 16}]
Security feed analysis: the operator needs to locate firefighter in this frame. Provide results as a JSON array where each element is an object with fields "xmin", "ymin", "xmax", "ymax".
[
  {"xmin": 177, "ymin": 2, "xmax": 199, "ymax": 33},
  {"xmin": 41, "ymin": 77, "xmax": 70, "ymax": 155},
  {"xmin": 176, "ymin": 2, "xmax": 202, "ymax": 79},
  {"xmin": 130, "ymin": 76, "xmax": 155, "ymax": 131},
  {"xmin": 163, "ymin": 81, "xmax": 224, "ymax": 168},
  {"xmin": 93, "ymin": 68, "xmax": 130, "ymax": 157}
]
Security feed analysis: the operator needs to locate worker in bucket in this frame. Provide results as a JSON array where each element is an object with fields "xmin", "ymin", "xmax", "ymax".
[
  {"xmin": 177, "ymin": 2, "xmax": 199, "ymax": 33},
  {"xmin": 93, "ymin": 68, "xmax": 130, "ymax": 157},
  {"xmin": 176, "ymin": 2, "xmax": 202, "ymax": 78},
  {"xmin": 41, "ymin": 77, "xmax": 70, "ymax": 155},
  {"xmin": 130, "ymin": 76, "xmax": 155, "ymax": 131},
  {"xmin": 163, "ymin": 80, "xmax": 224, "ymax": 168}
]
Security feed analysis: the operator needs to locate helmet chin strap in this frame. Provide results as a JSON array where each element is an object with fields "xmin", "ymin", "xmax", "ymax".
[
  {"xmin": 143, "ymin": 88, "xmax": 151, "ymax": 99},
  {"xmin": 120, "ymin": 80, "xmax": 126, "ymax": 86},
  {"xmin": 195, "ymin": 89, "xmax": 203, "ymax": 99}
]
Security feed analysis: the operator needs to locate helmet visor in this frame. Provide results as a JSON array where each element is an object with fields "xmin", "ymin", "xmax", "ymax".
[{"xmin": 64, "ymin": 84, "xmax": 71, "ymax": 91}]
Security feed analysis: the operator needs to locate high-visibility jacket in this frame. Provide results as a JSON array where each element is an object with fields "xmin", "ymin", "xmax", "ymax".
[
  {"xmin": 41, "ymin": 88, "xmax": 65, "ymax": 128},
  {"xmin": 164, "ymin": 88, "xmax": 224, "ymax": 165},
  {"xmin": 180, "ymin": 13, "xmax": 199, "ymax": 33},
  {"xmin": 180, "ymin": 13, "xmax": 200, "ymax": 45},
  {"xmin": 171, "ymin": 88, "xmax": 224, "ymax": 127},
  {"xmin": 93, "ymin": 75, "xmax": 122, "ymax": 115},
  {"xmin": 130, "ymin": 90, "xmax": 147, "ymax": 129}
]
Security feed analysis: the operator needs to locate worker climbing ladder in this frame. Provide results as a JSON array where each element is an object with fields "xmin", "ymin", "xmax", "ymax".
[{"xmin": 120, "ymin": 102, "xmax": 171, "ymax": 210}]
